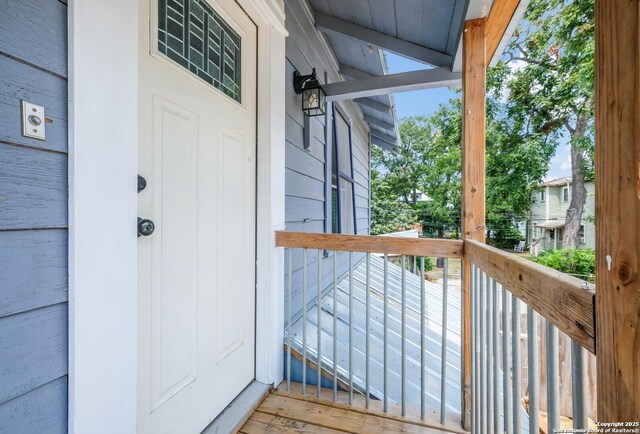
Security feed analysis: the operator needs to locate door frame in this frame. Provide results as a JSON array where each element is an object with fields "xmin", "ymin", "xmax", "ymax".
[{"xmin": 68, "ymin": 1, "xmax": 287, "ymax": 432}]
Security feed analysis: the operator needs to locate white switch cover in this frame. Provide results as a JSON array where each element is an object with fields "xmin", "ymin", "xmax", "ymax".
[{"xmin": 22, "ymin": 101, "xmax": 46, "ymax": 141}]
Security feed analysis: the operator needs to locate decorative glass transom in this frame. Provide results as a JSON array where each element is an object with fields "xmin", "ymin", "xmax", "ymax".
[{"xmin": 158, "ymin": 0, "xmax": 242, "ymax": 102}]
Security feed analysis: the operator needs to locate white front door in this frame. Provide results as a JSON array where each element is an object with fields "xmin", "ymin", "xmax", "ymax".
[{"xmin": 138, "ymin": 0, "xmax": 257, "ymax": 432}]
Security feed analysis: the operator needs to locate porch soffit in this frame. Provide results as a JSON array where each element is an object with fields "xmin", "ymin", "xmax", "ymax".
[{"xmin": 305, "ymin": 0, "xmax": 529, "ymax": 152}]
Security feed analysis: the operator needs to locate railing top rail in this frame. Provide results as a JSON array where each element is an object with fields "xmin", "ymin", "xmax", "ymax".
[
  {"xmin": 465, "ymin": 239, "xmax": 596, "ymax": 354},
  {"xmin": 275, "ymin": 231, "xmax": 464, "ymax": 258}
]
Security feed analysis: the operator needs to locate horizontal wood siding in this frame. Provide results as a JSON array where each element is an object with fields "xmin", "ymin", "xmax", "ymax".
[
  {"xmin": 284, "ymin": 0, "xmax": 372, "ymax": 316},
  {"xmin": 0, "ymin": 377, "xmax": 68, "ymax": 434},
  {"xmin": 0, "ymin": 0, "xmax": 68, "ymax": 430},
  {"xmin": 0, "ymin": 230, "xmax": 68, "ymax": 318}
]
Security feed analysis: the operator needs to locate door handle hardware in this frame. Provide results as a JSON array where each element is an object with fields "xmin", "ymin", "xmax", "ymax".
[
  {"xmin": 138, "ymin": 175, "xmax": 147, "ymax": 193},
  {"xmin": 138, "ymin": 217, "xmax": 155, "ymax": 237}
]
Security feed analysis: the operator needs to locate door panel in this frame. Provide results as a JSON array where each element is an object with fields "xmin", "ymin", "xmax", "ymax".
[
  {"xmin": 138, "ymin": 0, "xmax": 257, "ymax": 432},
  {"xmin": 150, "ymin": 98, "xmax": 199, "ymax": 411}
]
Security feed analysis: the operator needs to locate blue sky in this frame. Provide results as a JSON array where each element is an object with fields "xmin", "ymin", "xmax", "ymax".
[{"xmin": 385, "ymin": 53, "xmax": 571, "ymax": 180}]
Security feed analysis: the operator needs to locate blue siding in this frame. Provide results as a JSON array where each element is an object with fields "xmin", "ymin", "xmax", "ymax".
[
  {"xmin": 284, "ymin": 0, "xmax": 372, "ymax": 317},
  {"xmin": 0, "ymin": 0, "xmax": 68, "ymax": 431}
]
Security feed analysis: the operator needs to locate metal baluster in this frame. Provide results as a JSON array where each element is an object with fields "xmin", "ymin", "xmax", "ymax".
[
  {"xmin": 487, "ymin": 275, "xmax": 494, "ymax": 434},
  {"xmin": 440, "ymin": 258, "xmax": 448, "ymax": 424},
  {"xmin": 503, "ymin": 288, "xmax": 513, "ymax": 434},
  {"xmin": 333, "ymin": 252, "xmax": 338, "ymax": 401},
  {"xmin": 512, "ymin": 295, "xmax": 521, "ymax": 434},
  {"xmin": 302, "ymin": 249, "xmax": 307, "ymax": 395},
  {"xmin": 401, "ymin": 255, "xmax": 407, "ymax": 416},
  {"xmin": 472, "ymin": 265, "xmax": 479, "ymax": 434},
  {"xmin": 527, "ymin": 307, "xmax": 539, "ymax": 434},
  {"xmin": 546, "ymin": 321, "xmax": 560, "ymax": 431},
  {"xmin": 421, "ymin": 256, "xmax": 426, "ymax": 420},
  {"xmin": 348, "ymin": 252, "xmax": 354, "ymax": 405},
  {"xmin": 571, "ymin": 340, "xmax": 588, "ymax": 429},
  {"xmin": 287, "ymin": 249, "xmax": 292, "ymax": 392},
  {"xmin": 493, "ymin": 280, "xmax": 501, "ymax": 434},
  {"xmin": 470, "ymin": 263, "xmax": 475, "ymax": 434},
  {"xmin": 383, "ymin": 253, "xmax": 389, "ymax": 413},
  {"xmin": 414, "ymin": 256, "xmax": 417, "ymax": 275},
  {"xmin": 317, "ymin": 250, "xmax": 322, "ymax": 398},
  {"xmin": 365, "ymin": 253, "xmax": 371, "ymax": 409},
  {"xmin": 479, "ymin": 270, "xmax": 487, "ymax": 434}
]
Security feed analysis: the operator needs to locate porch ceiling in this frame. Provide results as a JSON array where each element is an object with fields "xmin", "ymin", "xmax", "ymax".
[{"xmin": 307, "ymin": 0, "xmax": 528, "ymax": 152}]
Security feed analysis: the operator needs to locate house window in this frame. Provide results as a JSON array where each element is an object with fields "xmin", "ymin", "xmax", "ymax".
[
  {"xmin": 540, "ymin": 189, "xmax": 546, "ymax": 202},
  {"xmin": 331, "ymin": 106, "xmax": 356, "ymax": 234},
  {"xmin": 563, "ymin": 187, "xmax": 569, "ymax": 202},
  {"xmin": 579, "ymin": 224, "xmax": 585, "ymax": 244},
  {"xmin": 158, "ymin": 0, "xmax": 242, "ymax": 102}
]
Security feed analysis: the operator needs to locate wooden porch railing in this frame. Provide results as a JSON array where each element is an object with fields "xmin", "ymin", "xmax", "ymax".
[
  {"xmin": 275, "ymin": 231, "xmax": 598, "ymax": 431},
  {"xmin": 276, "ymin": 231, "xmax": 464, "ymax": 431},
  {"xmin": 466, "ymin": 239, "xmax": 596, "ymax": 433},
  {"xmin": 465, "ymin": 240, "xmax": 595, "ymax": 353},
  {"xmin": 275, "ymin": 231, "xmax": 464, "ymax": 258}
]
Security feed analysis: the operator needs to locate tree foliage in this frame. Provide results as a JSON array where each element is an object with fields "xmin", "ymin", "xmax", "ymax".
[
  {"xmin": 372, "ymin": 84, "xmax": 553, "ymax": 245},
  {"xmin": 530, "ymin": 247, "xmax": 595, "ymax": 282},
  {"xmin": 500, "ymin": 0, "xmax": 595, "ymax": 247},
  {"xmin": 370, "ymin": 169, "xmax": 417, "ymax": 235},
  {"xmin": 371, "ymin": 0, "xmax": 594, "ymax": 247}
]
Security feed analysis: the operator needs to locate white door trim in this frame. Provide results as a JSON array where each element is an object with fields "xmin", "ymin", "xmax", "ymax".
[{"xmin": 68, "ymin": 1, "xmax": 286, "ymax": 432}]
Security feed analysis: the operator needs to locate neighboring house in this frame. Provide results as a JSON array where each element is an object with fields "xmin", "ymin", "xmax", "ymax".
[
  {"xmin": 527, "ymin": 177, "xmax": 595, "ymax": 254},
  {"xmin": 0, "ymin": 0, "xmax": 526, "ymax": 433},
  {"xmin": 397, "ymin": 189, "xmax": 432, "ymax": 204}
]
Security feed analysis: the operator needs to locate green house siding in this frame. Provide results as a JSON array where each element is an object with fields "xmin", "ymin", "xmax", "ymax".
[{"xmin": 528, "ymin": 182, "xmax": 595, "ymax": 251}]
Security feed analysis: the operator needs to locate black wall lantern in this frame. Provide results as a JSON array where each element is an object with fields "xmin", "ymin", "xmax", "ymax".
[{"xmin": 293, "ymin": 68, "xmax": 326, "ymax": 117}]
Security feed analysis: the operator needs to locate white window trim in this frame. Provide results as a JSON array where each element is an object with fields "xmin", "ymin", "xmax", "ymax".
[{"xmin": 68, "ymin": 1, "xmax": 287, "ymax": 432}]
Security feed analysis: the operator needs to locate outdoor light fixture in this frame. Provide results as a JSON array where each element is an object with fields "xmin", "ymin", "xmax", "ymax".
[{"xmin": 293, "ymin": 68, "xmax": 326, "ymax": 117}]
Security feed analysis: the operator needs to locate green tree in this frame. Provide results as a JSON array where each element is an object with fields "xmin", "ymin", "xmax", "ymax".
[
  {"xmin": 373, "ymin": 90, "xmax": 553, "ymax": 245},
  {"xmin": 370, "ymin": 169, "xmax": 417, "ymax": 235},
  {"xmin": 500, "ymin": 0, "xmax": 595, "ymax": 247}
]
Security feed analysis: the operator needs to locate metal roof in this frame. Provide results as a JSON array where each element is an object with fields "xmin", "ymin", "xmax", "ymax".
[
  {"xmin": 287, "ymin": 254, "xmax": 463, "ymax": 418},
  {"xmin": 287, "ymin": 255, "xmax": 531, "ymax": 431}
]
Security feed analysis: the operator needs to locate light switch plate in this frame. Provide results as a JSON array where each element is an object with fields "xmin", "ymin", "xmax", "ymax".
[{"xmin": 22, "ymin": 101, "xmax": 46, "ymax": 141}]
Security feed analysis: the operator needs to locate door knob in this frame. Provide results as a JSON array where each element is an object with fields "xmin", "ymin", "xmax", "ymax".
[
  {"xmin": 138, "ymin": 175, "xmax": 147, "ymax": 193},
  {"xmin": 138, "ymin": 217, "xmax": 155, "ymax": 237}
]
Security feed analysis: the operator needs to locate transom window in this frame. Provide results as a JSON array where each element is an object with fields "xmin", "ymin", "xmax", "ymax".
[
  {"xmin": 331, "ymin": 106, "xmax": 356, "ymax": 234},
  {"xmin": 158, "ymin": 0, "xmax": 242, "ymax": 102}
]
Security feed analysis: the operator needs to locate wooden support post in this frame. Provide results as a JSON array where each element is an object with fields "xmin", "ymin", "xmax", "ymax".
[
  {"xmin": 595, "ymin": 0, "xmax": 640, "ymax": 422},
  {"xmin": 461, "ymin": 18, "xmax": 486, "ymax": 430}
]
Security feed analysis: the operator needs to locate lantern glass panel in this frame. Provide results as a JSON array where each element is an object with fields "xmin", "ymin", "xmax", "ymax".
[{"xmin": 302, "ymin": 86, "xmax": 326, "ymax": 117}]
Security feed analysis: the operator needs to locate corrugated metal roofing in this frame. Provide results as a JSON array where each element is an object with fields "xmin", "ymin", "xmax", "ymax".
[
  {"xmin": 287, "ymin": 254, "xmax": 463, "ymax": 418},
  {"xmin": 286, "ymin": 255, "xmax": 531, "ymax": 431}
]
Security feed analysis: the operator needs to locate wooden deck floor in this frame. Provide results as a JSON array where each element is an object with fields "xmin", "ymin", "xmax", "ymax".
[{"xmin": 238, "ymin": 383, "xmax": 465, "ymax": 434}]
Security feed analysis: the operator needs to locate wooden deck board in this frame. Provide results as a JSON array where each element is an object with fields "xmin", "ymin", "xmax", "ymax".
[
  {"xmin": 238, "ymin": 383, "xmax": 463, "ymax": 434},
  {"xmin": 239, "ymin": 411, "xmax": 349, "ymax": 433}
]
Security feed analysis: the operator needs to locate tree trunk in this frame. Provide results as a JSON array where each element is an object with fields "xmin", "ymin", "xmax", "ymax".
[{"xmin": 563, "ymin": 114, "xmax": 589, "ymax": 248}]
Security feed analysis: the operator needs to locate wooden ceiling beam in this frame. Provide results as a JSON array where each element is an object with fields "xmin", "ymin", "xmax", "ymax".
[
  {"xmin": 363, "ymin": 114, "xmax": 395, "ymax": 132},
  {"xmin": 353, "ymin": 97, "xmax": 392, "ymax": 114},
  {"xmin": 315, "ymin": 12, "xmax": 452, "ymax": 67},
  {"xmin": 339, "ymin": 63, "xmax": 376, "ymax": 80},
  {"xmin": 324, "ymin": 67, "xmax": 461, "ymax": 101}
]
